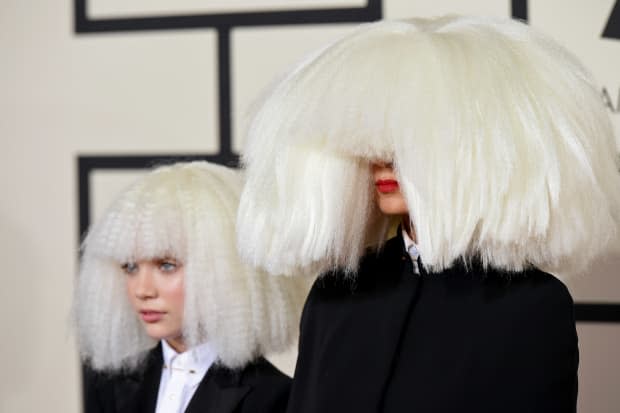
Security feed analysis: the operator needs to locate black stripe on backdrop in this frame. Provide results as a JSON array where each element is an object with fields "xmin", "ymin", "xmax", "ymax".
[
  {"xmin": 511, "ymin": 0, "xmax": 528, "ymax": 20},
  {"xmin": 74, "ymin": 0, "xmax": 383, "ymax": 32}
]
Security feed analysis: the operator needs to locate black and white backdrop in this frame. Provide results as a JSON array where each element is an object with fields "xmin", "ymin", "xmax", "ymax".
[{"xmin": 0, "ymin": 1, "xmax": 618, "ymax": 411}]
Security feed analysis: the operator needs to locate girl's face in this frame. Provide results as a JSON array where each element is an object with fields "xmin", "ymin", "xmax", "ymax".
[
  {"xmin": 123, "ymin": 258, "xmax": 186, "ymax": 352},
  {"xmin": 371, "ymin": 162, "xmax": 409, "ymax": 216}
]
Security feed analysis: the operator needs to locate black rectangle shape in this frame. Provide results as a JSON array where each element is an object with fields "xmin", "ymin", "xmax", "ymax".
[
  {"xmin": 575, "ymin": 303, "xmax": 620, "ymax": 323},
  {"xmin": 75, "ymin": 0, "xmax": 382, "ymax": 32}
]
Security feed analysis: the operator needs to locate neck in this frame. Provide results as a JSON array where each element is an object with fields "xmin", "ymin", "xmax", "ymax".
[
  {"xmin": 402, "ymin": 215, "xmax": 417, "ymax": 243},
  {"xmin": 165, "ymin": 337, "xmax": 187, "ymax": 353}
]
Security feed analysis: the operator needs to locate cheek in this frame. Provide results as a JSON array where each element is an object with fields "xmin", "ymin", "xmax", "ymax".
[
  {"xmin": 124, "ymin": 278, "xmax": 139, "ymax": 309},
  {"xmin": 394, "ymin": 192, "xmax": 408, "ymax": 211},
  {"xmin": 163, "ymin": 277, "xmax": 185, "ymax": 313},
  {"xmin": 172, "ymin": 285, "xmax": 185, "ymax": 312}
]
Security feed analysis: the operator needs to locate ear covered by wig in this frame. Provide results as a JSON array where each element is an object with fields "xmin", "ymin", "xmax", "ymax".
[
  {"xmin": 237, "ymin": 15, "xmax": 620, "ymax": 278},
  {"xmin": 73, "ymin": 161, "xmax": 309, "ymax": 372}
]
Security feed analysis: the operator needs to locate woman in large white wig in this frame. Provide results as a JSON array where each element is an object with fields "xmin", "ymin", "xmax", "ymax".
[
  {"xmin": 238, "ymin": 15, "xmax": 620, "ymax": 413},
  {"xmin": 74, "ymin": 161, "xmax": 307, "ymax": 413}
]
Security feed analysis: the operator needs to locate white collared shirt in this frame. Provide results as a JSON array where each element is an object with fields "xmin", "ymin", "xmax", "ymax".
[
  {"xmin": 155, "ymin": 340, "xmax": 217, "ymax": 413},
  {"xmin": 402, "ymin": 228, "xmax": 420, "ymax": 274}
]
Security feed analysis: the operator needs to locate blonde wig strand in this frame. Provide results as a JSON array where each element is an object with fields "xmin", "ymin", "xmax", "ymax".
[
  {"xmin": 74, "ymin": 161, "xmax": 308, "ymax": 371},
  {"xmin": 237, "ymin": 15, "xmax": 620, "ymax": 278}
]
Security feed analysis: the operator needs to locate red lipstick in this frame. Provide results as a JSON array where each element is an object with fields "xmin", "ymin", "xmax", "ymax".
[
  {"xmin": 140, "ymin": 310, "xmax": 164, "ymax": 323},
  {"xmin": 375, "ymin": 179, "xmax": 400, "ymax": 194}
]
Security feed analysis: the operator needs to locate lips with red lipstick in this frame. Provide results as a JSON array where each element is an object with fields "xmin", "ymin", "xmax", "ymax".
[
  {"xmin": 140, "ymin": 310, "xmax": 165, "ymax": 323},
  {"xmin": 375, "ymin": 179, "xmax": 400, "ymax": 193}
]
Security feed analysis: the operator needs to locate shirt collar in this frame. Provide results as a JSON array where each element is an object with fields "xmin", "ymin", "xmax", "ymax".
[
  {"xmin": 401, "ymin": 227, "xmax": 421, "ymax": 274},
  {"xmin": 161, "ymin": 339, "xmax": 217, "ymax": 387},
  {"xmin": 401, "ymin": 227, "xmax": 419, "ymax": 260}
]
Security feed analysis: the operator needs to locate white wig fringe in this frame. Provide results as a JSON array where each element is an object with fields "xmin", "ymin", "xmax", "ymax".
[
  {"xmin": 237, "ymin": 15, "xmax": 620, "ymax": 277},
  {"xmin": 74, "ymin": 161, "xmax": 309, "ymax": 372}
]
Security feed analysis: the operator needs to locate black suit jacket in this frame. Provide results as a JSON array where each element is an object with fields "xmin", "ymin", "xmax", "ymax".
[
  {"xmin": 286, "ymin": 233, "xmax": 578, "ymax": 413},
  {"xmin": 83, "ymin": 345, "xmax": 290, "ymax": 413}
]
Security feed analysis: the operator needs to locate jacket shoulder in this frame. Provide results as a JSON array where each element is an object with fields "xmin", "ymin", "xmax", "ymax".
[
  {"xmin": 240, "ymin": 357, "xmax": 290, "ymax": 385},
  {"xmin": 507, "ymin": 268, "xmax": 575, "ymax": 315},
  {"xmin": 308, "ymin": 235, "xmax": 405, "ymax": 295},
  {"xmin": 82, "ymin": 345, "xmax": 162, "ymax": 413},
  {"xmin": 237, "ymin": 358, "xmax": 291, "ymax": 413}
]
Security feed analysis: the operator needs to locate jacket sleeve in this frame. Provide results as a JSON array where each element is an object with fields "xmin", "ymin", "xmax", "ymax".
[{"xmin": 511, "ymin": 276, "xmax": 579, "ymax": 413}]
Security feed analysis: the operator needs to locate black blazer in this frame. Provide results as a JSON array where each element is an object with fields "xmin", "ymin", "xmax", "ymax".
[
  {"xmin": 83, "ymin": 345, "xmax": 290, "ymax": 413},
  {"xmin": 286, "ymin": 233, "xmax": 578, "ymax": 413}
]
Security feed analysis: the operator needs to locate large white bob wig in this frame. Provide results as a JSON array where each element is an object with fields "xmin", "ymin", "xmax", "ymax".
[
  {"xmin": 74, "ymin": 161, "xmax": 308, "ymax": 372},
  {"xmin": 237, "ymin": 15, "xmax": 620, "ymax": 278}
]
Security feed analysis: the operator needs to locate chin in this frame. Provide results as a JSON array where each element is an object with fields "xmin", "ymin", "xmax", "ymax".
[
  {"xmin": 378, "ymin": 201, "xmax": 408, "ymax": 216},
  {"xmin": 380, "ymin": 210, "xmax": 407, "ymax": 216},
  {"xmin": 144, "ymin": 327, "xmax": 172, "ymax": 341},
  {"xmin": 376, "ymin": 193, "xmax": 408, "ymax": 216}
]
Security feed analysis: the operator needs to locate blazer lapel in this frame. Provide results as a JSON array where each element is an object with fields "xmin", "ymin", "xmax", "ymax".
[
  {"xmin": 351, "ymin": 235, "xmax": 422, "ymax": 411},
  {"xmin": 293, "ymin": 233, "xmax": 421, "ymax": 413},
  {"xmin": 185, "ymin": 365, "xmax": 251, "ymax": 413}
]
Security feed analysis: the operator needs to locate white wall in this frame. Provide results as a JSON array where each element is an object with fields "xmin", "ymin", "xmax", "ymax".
[{"xmin": 1, "ymin": 0, "xmax": 618, "ymax": 412}]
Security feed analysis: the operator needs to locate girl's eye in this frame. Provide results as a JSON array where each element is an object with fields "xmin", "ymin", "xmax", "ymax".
[
  {"xmin": 121, "ymin": 262, "xmax": 138, "ymax": 274},
  {"xmin": 159, "ymin": 260, "xmax": 178, "ymax": 272}
]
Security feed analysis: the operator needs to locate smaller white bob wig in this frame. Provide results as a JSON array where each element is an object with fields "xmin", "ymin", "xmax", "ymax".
[
  {"xmin": 74, "ymin": 161, "xmax": 308, "ymax": 372},
  {"xmin": 238, "ymin": 15, "xmax": 620, "ymax": 278}
]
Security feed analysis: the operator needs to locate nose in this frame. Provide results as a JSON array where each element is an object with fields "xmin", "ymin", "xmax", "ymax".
[
  {"xmin": 134, "ymin": 266, "xmax": 157, "ymax": 300},
  {"xmin": 371, "ymin": 160, "xmax": 394, "ymax": 170}
]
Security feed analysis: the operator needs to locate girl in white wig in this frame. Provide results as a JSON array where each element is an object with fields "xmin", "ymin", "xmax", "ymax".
[
  {"xmin": 238, "ymin": 15, "xmax": 620, "ymax": 413},
  {"xmin": 74, "ymin": 161, "xmax": 307, "ymax": 413}
]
